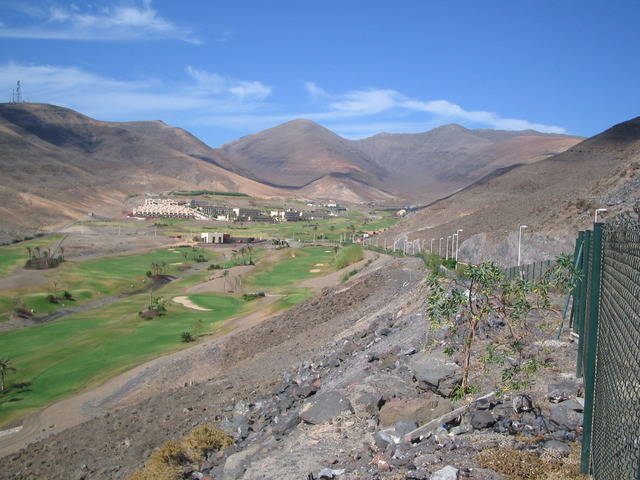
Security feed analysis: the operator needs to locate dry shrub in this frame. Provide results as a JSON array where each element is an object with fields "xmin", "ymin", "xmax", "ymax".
[
  {"xmin": 182, "ymin": 424, "xmax": 234, "ymax": 461},
  {"xmin": 476, "ymin": 447, "xmax": 588, "ymax": 480},
  {"xmin": 128, "ymin": 424, "xmax": 233, "ymax": 480}
]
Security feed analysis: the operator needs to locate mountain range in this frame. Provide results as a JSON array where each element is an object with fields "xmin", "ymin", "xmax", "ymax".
[{"xmin": 0, "ymin": 102, "xmax": 583, "ymax": 230}]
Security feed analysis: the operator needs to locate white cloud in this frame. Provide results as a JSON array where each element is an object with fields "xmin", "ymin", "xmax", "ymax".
[
  {"xmin": 0, "ymin": 1, "xmax": 201, "ymax": 44},
  {"xmin": 304, "ymin": 82, "xmax": 567, "ymax": 134},
  {"xmin": 304, "ymin": 81, "xmax": 329, "ymax": 99},
  {"xmin": 401, "ymin": 98, "xmax": 566, "ymax": 133},
  {"xmin": 185, "ymin": 66, "xmax": 271, "ymax": 100},
  {"xmin": 0, "ymin": 62, "xmax": 271, "ymax": 119},
  {"xmin": 0, "ymin": 62, "xmax": 568, "ymax": 146}
]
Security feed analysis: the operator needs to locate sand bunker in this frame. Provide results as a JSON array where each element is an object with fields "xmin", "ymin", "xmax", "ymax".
[
  {"xmin": 172, "ymin": 296, "xmax": 211, "ymax": 311},
  {"xmin": 315, "ymin": 263, "xmax": 325, "ymax": 266},
  {"xmin": 170, "ymin": 262, "xmax": 183, "ymax": 265},
  {"xmin": 309, "ymin": 269, "xmax": 321, "ymax": 273}
]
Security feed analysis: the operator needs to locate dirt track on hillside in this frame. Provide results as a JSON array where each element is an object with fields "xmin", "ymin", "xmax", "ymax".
[{"xmin": 0, "ymin": 255, "xmax": 423, "ymax": 480}]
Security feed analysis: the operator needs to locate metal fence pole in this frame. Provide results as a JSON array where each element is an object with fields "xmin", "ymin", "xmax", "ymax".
[
  {"xmin": 581, "ymin": 222, "xmax": 603, "ymax": 474},
  {"xmin": 576, "ymin": 229, "xmax": 591, "ymax": 378}
]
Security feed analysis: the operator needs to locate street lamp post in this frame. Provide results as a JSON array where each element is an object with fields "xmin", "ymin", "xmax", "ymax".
[
  {"xmin": 594, "ymin": 208, "xmax": 607, "ymax": 223},
  {"xmin": 439, "ymin": 237, "xmax": 443, "ymax": 256},
  {"xmin": 430, "ymin": 238, "xmax": 435, "ymax": 253},
  {"xmin": 518, "ymin": 225, "xmax": 528, "ymax": 267},
  {"xmin": 455, "ymin": 229, "xmax": 463, "ymax": 262}
]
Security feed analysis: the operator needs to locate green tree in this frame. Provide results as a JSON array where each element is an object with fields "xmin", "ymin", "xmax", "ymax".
[{"xmin": 0, "ymin": 358, "xmax": 16, "ymax": 392}]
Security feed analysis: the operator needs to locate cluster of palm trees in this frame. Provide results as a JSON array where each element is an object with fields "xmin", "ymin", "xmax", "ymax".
[
  {"xmin": 231, "ymin": 245, "xmax": 254, "ymax": 265},
  {"xmin": 25, "ymin": 245, "xmax": 65, "ymax": 269},
  {"xmin": 147, "ymin": 261, "xmax": 168, "ymax": 278}
]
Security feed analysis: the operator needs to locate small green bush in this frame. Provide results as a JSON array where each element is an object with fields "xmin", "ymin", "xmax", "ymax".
[
  {"xmin": 242, "ymin": 292, "xmax": 265, "ymax": 301},
  {"xmin": 335, "ymin": 245, "xmax": 364, "ymax": 269},
  {"xmin": 181, "ymin": 331, "xmax": 195, "ymax": 343}
]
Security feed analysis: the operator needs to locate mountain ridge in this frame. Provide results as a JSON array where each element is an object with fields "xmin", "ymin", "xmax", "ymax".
[{"xmin": 0, "ymin": 102, "xmax": 584, "ymax": 230}]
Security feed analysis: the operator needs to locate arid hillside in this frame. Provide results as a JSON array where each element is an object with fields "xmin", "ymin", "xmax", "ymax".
[
  {"xmin": 353, "ymin": 125, "xmax": 581, "ymax": 200},
  {"xmin": 0, "ymin": 103, "xmax": 582, "ymax": 231},
  {"xmin": 0, "ymin": 103, "xmax": 282, "ymax": 230},
  {"xmin": 381, "ymin": 116, "xmax": 640, "ymax": 265},
  {"xmin": 221, "ymin": 120, "xmax": 582, "ymax": 202}
]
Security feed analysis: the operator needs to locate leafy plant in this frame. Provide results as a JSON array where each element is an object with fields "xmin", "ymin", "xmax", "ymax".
[
  {"xmin": 0, "ymin": 358, "xmax": 16, "ymax": 392},
  {"xmin": 180, "ymin": 332, "xmax": 195, "ymax": 343}
]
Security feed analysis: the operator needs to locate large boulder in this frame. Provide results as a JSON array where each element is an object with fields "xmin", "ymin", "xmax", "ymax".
[
  {"xmin": 549, "ymin": 403, "xmax": 583, "ymax": 430},
  {"xmin": 548, "ymin": 378, "xmax": 581, "ymax": 403},
  {"xmin": 223, "ymin": 444, "xmax": 260, "ymax": 480},
  {"xmin": 300, "ymin": 391, "xmax": 354, "ymax": 424},
  {"xmin": 431, "ymin": 465, "xmax": 459, "ymax": 480},
  {"xmin": 409, "ymin": 354, "xmax": 462, "ymax": 397},
  {"xmin": 345, "ymin": 373, "xmax": 416, "ymax": 417},
  {"xmin": 379, "ymin": 397, "xmax": 453, "ymax": 427},
  {"xmin": 469, "ymin": 411, "xmax": 495, "ymax": 429}
]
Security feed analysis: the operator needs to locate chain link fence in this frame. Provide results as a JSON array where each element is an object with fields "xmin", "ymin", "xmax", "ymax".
[
  {"xmin": 502, "ymin": 259, "xmax": 554, "ymax": 282},
  {"xmin": 572, "ymin": 213, "xmax": 640, "ymax": 479}
]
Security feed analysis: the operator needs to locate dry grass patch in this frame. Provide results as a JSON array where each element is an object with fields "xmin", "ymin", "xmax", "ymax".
[
  {"xmin": 476, "ymin": 446, "xmax": 587, "ymax": 480},
  {"xmin": 128, "ymin": 424, "xmax": 233, "ymax": 480}
]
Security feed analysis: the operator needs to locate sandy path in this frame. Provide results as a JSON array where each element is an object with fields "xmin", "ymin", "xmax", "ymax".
[
  {"xmin": 0, "ymin": 268, "xmax": 49, "ymax": 290},
  {"xmin": 299, "ymin": 249, "xmax": 376, "ymax": 292},
  {"xmin": 172, "ymin": 296, "xmax": 212, "ymax": 311},
  {"xmin": 186, "ymin": 265, "xmax": 255, "ymax": 294}
]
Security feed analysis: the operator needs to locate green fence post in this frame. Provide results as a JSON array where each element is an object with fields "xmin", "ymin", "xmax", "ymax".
[
  {"xmin": 569, "ymin": 232, "xmax": 584, "ymax": 330},
  {"xmin": 557, "ymin": 233, "xmax": 583, "ymax": 339},
  {"xmin": 580, "ymin": 222, "xmax": 603, "ymax": 474},
  {"xmin": 576, "ymin": 230, "xmax": 591, "ymax": 378}
]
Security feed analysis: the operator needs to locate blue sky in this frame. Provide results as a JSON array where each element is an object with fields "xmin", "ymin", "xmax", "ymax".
[{"xmin": 0, "ymin": 0, "xmax": 638, "ymax": 146}]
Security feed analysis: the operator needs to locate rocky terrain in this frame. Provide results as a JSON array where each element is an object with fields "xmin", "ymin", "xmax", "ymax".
[{"xmin": 0, "ymin": 254, "xmax": 585, "ymax": 480}]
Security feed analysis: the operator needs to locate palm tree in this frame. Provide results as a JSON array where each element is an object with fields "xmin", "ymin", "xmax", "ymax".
[
  {"xmin": 222, "ymin": 270, "xmax": 229, "ymax": 291},
  {"xmin": 0, "ymin": 358, "xmax": 16, "ymax": 392}
]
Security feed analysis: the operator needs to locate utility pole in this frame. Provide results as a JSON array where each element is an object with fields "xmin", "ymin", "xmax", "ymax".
[
  {"xmin": 594, "ymin": 208, "xmax": 607, "ymax": 223},
  {"xmin": 518, "ymin": 225, "xmax": 528, "ymax": 267},
  {"xmin": 455, "ymin": 229, "xmax": 463, "ymax": 262}
]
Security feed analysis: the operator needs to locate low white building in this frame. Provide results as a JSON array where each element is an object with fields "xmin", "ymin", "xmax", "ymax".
[
  {"xmin": 201, "ymin": 232, "xmax": 224, "ymax": 244},
  {"xmin": 270, "ymin": 210, "xmax": 285, "ymax": 220}
]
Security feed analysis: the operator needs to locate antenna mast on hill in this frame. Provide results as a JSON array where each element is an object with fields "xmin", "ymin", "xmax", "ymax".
[{"xmin": 9, "ymin": 81, "xmax": 23, "ymax": 103}]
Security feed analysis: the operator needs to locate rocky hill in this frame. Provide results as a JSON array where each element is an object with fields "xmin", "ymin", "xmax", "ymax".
[
  {"xmin": 380, "ymin": 116, "xmax": 640, "ymax": 266},
  {"xmin": 0, "ymin": 103, "xmax": 284, "ymax": 230},
  {"xmin": 220, "ymin": 121, "xmax": 582, "ymax": 203},
  {"xmin": 352, "ymin": 125, "xmax": 580, "ymax": 201},
  {"xmin": 0, "ymin": 103, "xmax": 582, "ymax": 231}
]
